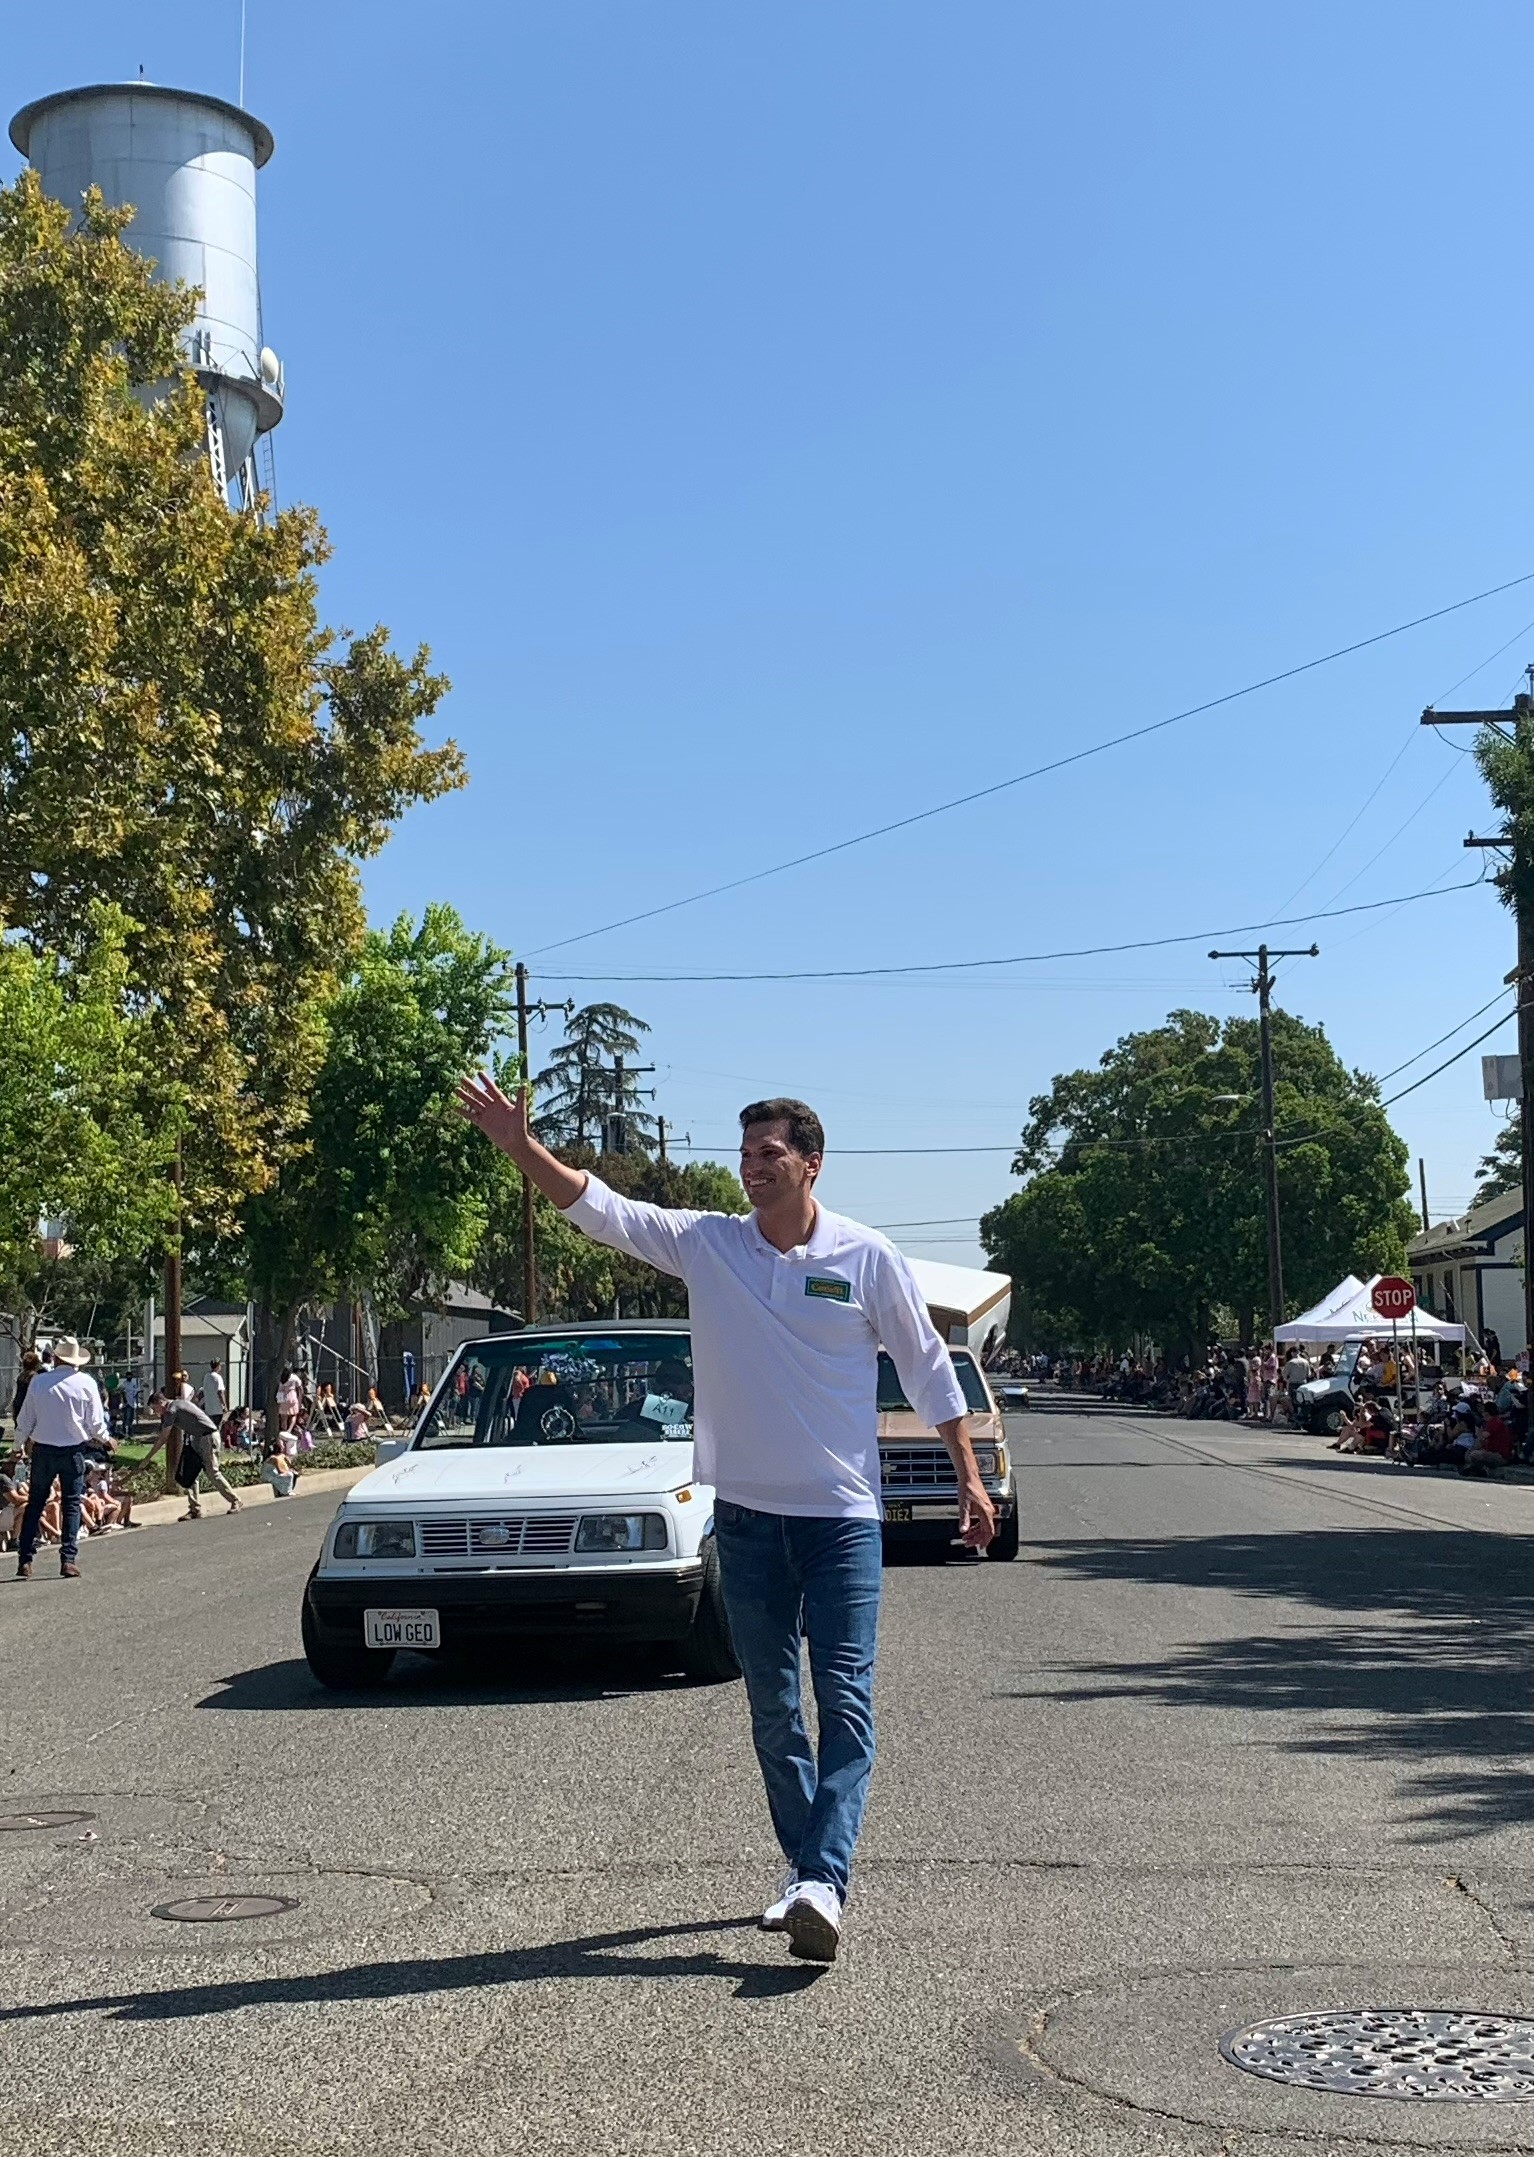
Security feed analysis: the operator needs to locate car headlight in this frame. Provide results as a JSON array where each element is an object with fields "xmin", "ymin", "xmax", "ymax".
[
  {"xmin": 333, "ymin": 1519, "xmax": 417, "ymax": 1560},
  {"xmin": 972, "ymin": 1444, "xmax": 1001, "ymax": 1478},
  {"xmin": 575, "ymin": 1513, "xmax": 668, "ymax": 1552}
]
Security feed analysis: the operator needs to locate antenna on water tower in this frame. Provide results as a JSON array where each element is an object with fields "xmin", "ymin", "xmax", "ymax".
[{"xmin": 9, "ymin": 79, "xmax": 284, "ymax": 514}]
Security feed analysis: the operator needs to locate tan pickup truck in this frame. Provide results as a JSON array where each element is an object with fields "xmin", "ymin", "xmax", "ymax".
[{"xmin": 877, "ymin": 1345, "xmax": 1019, "ymax": 1561}]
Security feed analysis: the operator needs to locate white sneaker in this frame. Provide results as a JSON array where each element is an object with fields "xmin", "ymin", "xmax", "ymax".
[
  {"xmin": 784, "ymin": 1879, "xmax": 842, "ymax": 1963},
  {"xmin": 759, "ymin": 1871, "xmax": 800, "ymax": 1931}
]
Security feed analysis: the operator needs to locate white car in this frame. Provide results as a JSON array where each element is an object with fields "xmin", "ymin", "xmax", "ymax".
[{"xmin": 301, "ymin": 1320, "xmax": 738, "ymax": 1689}]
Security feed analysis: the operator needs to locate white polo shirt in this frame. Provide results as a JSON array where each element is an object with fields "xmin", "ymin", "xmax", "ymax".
[
  {"xmin": 563, "ymin": 1176, "xmax": 968, "ymax": 1520},
  {"xmin": 18, "ymin": 1367, "xmax": 108, "ymax": 1453}
]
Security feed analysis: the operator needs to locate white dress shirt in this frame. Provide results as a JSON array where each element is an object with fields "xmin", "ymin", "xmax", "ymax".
[
  {"xmin": 563, "ymin": 1176, "xmax": 968, "ymax": 1520},
  {"xmin": 18, "ymin": 1367, "xmax": 109, "ymax": 1452}
]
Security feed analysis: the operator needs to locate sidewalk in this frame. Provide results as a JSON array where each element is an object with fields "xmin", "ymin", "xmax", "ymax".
[{"xmin": 112, "ymin": 1462, "xmax": 373, "ymax": 1535}]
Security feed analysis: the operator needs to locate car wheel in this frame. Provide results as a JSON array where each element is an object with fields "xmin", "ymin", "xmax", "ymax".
[
  {"xmin": 1321, "ymin": 1403, "xmax": 1348, "ymax": 1437},
  {"xmin": 679, "ymin": 1536, "xmax": 739, "ymax": 1683},
  {"xmin": 988, "ymin": 1509, "xmax": 1021, "ymax": 1563},
  {"xmin": 302, "ymin": 1593, "xmax": 395, "ymax": 1690}
]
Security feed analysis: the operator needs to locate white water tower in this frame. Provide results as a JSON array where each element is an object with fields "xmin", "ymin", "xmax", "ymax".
[{"xmin": 9, "ymin": 82, "xmax": 284, "ymax": 510}]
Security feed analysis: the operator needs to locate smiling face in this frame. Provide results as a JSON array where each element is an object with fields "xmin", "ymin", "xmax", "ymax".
[{"xmin": 739, "ymin": 1119, "xmax": 822, "ymax": 1211}]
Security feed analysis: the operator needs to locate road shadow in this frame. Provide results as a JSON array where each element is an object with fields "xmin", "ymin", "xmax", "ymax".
[
  {"xmin": 0, "ymin": 1915, "xmax": 823, "ymax": 2021},
  {"xmin": 201, "ymin": 1644, "xmax": 699, "ymax": 1712},
  {"xmin": 1010, "ymin": 1529, "xmax": 1534, "ymax": 1842}
]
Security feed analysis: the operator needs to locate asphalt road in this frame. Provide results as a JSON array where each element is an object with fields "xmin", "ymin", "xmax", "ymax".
[{"xmin": 8, "ymin": 1406, "xmax": 1534, "ymax": 2157}]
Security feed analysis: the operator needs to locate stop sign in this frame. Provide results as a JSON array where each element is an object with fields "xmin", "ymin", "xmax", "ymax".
[{"xmin": 1371, "ymin": 1275, "xmax": 1416, "ymax": 1320}]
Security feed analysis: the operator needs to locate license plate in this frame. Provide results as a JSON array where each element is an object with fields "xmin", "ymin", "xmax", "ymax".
[
  {"xmin": 883, "ymin": 1503, "xmax": 913, "ymax": 1524},
  {"xmin": 364, "ymin": 1607, "xmax": 440, "ymax": 1650}
]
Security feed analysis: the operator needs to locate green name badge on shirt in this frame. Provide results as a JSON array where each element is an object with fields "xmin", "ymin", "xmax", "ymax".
[{"xmin": 805, "ymin": 1275, "xmax": 853, "ymax": 1303}]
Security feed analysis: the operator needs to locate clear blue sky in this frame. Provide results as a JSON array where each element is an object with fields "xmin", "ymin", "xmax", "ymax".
[{"xmin": 7, "ymin": 3, "xmax": 1533, "ymax": 1263}]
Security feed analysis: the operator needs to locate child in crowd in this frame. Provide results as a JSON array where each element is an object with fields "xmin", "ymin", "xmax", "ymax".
[{"xmin": 261, "ymin": 1433, "xmax": 298, "ymax": 1497}]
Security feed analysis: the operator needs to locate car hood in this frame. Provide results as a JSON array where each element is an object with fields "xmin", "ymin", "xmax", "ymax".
[
  {"xmin": 343, "ymin": 1443, "xmax": 696, "ymax": 1507},
  {"xmin": 878, "ymin": 1410, "xmax": 1001, "ymax": 1442}
]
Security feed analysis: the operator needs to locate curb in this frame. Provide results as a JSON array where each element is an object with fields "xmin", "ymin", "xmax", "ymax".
[{"xmin": 105, "ymin": 1463, "xmax": 374, "ymax": 1537}]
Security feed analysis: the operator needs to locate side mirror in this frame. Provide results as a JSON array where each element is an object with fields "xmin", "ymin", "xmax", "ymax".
[{"xmin": 374, "ymin": 1436, "xmax": 410, "ymax": 1467}]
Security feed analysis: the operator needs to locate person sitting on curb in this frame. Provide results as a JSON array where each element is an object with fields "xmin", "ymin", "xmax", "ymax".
[
  {"xmin": 161, "ymin": 1398, "xmax": 242, "ymax": 1521},
  {"xmin": 261, "ymin": 1431, "xmax": 298, "ymax": 1496},
  {"xmin": 84, "ymin": 1454, "xmax": 136, "ymax": 1530}
]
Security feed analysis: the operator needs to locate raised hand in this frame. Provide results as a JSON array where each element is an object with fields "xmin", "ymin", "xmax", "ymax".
[{"xmin": 455, "ymin": 1071, "xmax": 531, "ymax": 1161}]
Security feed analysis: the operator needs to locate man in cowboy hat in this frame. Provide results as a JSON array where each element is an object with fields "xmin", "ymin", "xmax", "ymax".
[{"xmin": 14, "ymin": 1337, "xmax": 111, "ymax": 1581}]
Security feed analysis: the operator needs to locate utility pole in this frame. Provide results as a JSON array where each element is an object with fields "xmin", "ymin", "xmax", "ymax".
[
  {"xmin": 658, "ymin": 1116, "xmax": 667, "ymax": 1166},
  {"xmin": 1422, "ymin": 688, "xmax": 1534, "ymax": 1355},
  {"xmin": 602, "ymin": 1052, "xmax": 655, "ymax": 1156},
  {"xmin": 515, "ymin": 963, "xmax": 536, "ymax": 1322},
  {"xmin": 1419, "ymin": 1157, "xmax": 1430, "ymax": 1234},
  {"xmin": 1208, "ymin": 942, "xmax": 1320, "ymax": 1333},
  {"xmin": 163, "ymin": 1131, "xmax": 183, "ymax": 1393}
]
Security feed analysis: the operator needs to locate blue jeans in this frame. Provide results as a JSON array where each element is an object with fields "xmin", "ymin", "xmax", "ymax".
[
  {"xmin": 712, "ymin": 1500, "xmax": 883, "ymax": 1899},
  {"xmin": 19, "ymin": 1445, "xmax": 86, "ymax": 1567}
]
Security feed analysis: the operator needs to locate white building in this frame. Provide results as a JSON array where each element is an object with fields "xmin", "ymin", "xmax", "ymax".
[{"xmin": 1409, "ymin": 1194, "xmax": 1525, "ymax": 1357}]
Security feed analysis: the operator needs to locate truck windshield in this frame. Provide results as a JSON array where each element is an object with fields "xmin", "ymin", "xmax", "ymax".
[
  {"xmin": 415, "ymin": 1336, "xmax": 695, "ymax": 1450},
  {"xmin": 877, "ymin": 1349, "xmax": 990, "ymax": 1415}
]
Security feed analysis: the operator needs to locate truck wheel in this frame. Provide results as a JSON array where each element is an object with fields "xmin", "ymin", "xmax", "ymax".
[
  {"xmin": 989, "ymin": 1509, "xmax": 1021, "ymax": 1563},
  {"xmin": 680, "ymin": 1538, "xmax": 739, "ymax": 1683},
  {"xmin": 302, "ymin": 1594, "xmax": 395, "ymax": 1690}
]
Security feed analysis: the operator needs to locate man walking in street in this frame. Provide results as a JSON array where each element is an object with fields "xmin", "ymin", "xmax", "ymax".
[
  {"xmin": 162, "ymin": 1397, "xmax": 242, "ymax": 1521},
  {"xmin": 14, "ymin": 1337, "xmax": 110, "ymax": 1581},
  {"xmin": 457, "ymin": 1075, "xmax": 995, "ymax": 1963}
]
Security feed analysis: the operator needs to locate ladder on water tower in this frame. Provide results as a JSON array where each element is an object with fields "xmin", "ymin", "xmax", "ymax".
[{"xmin": 204, "ymin": 392, "xmax": 230, "ymax": 505}]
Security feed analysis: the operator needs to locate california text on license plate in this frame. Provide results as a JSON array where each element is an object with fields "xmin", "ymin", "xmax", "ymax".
[
  {"xmin": 364, "ymin": 1608, "xmax": 440, "ymax": 1650},
  {"xmin": 883, "ymin": 1503, "xmax": 913, "ymax": 1524}
]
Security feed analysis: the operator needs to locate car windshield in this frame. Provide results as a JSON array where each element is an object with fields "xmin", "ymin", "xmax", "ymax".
[
  {"xmin": 877, "ymin": 1349, "xmax": 990, "ymax": 1414},
  {"xmin": 414, "ymin": 1335, "xmax": 695, "ymax": 1450}
]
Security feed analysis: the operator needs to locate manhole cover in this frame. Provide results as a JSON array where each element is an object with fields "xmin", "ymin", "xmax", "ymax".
[
  {"xmin": 150, "ymin": 1895, "xmax": 300, "ymax": 1923},
  {"xmin": 0, "ymin": 1810, "xmax": 96, "ymax": 1832},
  {"xmin": 1224, "ymin": 2010, "xmax": 1534, "ymax": 2101}
]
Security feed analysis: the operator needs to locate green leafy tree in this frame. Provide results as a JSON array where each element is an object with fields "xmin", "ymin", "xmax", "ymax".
[
  {"xmin": 0, "ymin": 171, "xmax": 464, "ymax": 1237},
  {"xmin": 1476, "ymin": 1120, "xmax": 1522, "ymax": 1203},
  {"xmin": 534, "ymin": 1003, "xmax": 658, "ymax": 1151},
  {"xmin": 0, "ymin": 911, "xmax": 170, "ymax": 1347},
  {"xmin": 472, "ymin": 1149, "xmax": 746, "ymax": 1321},
  {"xmin": 235, "ymin": 907, "xmax": 514, "ymax": 1392},
  {"xmin": 982, "ymin": 1007, "xmax": 1416, "ymax": 1358}
]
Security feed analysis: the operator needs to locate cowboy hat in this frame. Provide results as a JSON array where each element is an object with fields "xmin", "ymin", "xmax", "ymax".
[{"xmin": 48, "ymin": 1336, "xmax": 91, "ymax": 1367}]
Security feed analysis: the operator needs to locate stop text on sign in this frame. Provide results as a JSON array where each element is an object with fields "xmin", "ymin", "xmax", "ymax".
[{"xmin": 1371, "ymin": 1275, "xmax": 1416, "ymax": 1320}]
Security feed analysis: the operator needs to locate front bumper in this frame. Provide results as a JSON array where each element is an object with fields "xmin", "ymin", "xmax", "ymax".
[
  {"xmin": 880, "ymin": 1489, "xmax": 1016, "ymax": 1541},
  {"xmin": 306, "ymin": 1563, "xmax": 705, "ymax": 1647}
]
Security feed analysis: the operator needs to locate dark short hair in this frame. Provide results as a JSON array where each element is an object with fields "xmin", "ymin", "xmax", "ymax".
[{"xmin": 739, "ymin": 1098, "xmax": 825, "ymax": 1159}]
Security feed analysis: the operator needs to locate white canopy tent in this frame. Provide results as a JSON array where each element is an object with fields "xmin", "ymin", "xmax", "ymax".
[
  {"xmin": 1274, "ymin": 1276, "xmax": 1365, "ymax": 1341},
  {"xmin": 1275, "ymin": 1274, "xmax": 1466, "ymax": 1345}
]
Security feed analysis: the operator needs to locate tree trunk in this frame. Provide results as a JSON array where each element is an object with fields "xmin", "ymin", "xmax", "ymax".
[{"xmin": 254, "ymin": 1301, "xmax": 301, "ymax": 1439}]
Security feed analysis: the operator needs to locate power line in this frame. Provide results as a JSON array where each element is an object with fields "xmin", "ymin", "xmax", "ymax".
[
  {"xmin": 526, "ymin": 569, "xmax": 1534, "ymax": 958},
  {"xmin": 1377, "ymin": 1006, "xmax": 1520, "ymax": 1112},
  {"xmin": 1268, "ymin": 612, "xmax": 1534, "ymax": 919},
  {"xmin": 537, "ymin": 875, "xmax": 1482, "ymax": 984},
  {"xmin": 869, "ymin": 1216, "xmax": 985, "ymax": 1229},
  {"xmin": 1373, "ymin": 985, "xmax": 1514, "ymax": 1086}
]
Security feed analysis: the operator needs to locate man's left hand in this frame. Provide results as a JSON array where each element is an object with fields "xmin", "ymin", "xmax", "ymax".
[{"xmin": 958, "ymin": 1479, "xmax": 996, "ymax": 1551}]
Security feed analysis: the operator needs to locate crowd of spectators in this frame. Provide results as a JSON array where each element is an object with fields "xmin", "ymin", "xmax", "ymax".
[
  {"xmin": 1000, "ymin": 1333, "xmax": 1534, "ymax": 1485},
  {"xmin": 1, "ymin": 1347, "xmax": 400, "ymax": 1555}
]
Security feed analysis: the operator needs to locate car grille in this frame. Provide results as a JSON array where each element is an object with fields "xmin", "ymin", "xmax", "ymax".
[
  {"xmin": 880, "ymin": 1446, "xmax": 958, "ymax": 1490},
  {"xmin": 418, "ymin": 1516, "xmax": 579, "ymax": 1560}
]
